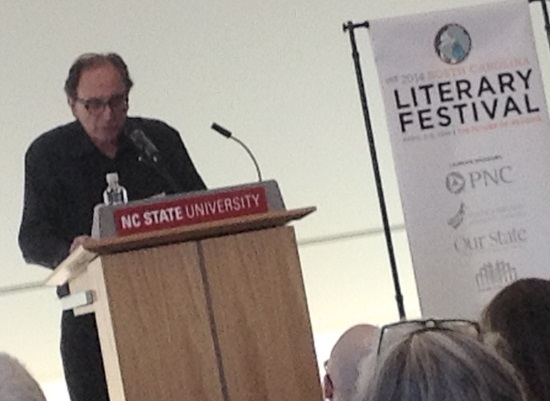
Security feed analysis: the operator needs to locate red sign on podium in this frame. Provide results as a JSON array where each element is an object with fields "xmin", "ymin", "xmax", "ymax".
[{"xmin": 112, "ymin": 185, "xmax": 268, "ymax": 236}]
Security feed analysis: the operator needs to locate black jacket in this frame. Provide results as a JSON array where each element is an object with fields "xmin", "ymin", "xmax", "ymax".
[{"xmin": 18, "ymin": 117, "xmax": 206, "ymax": 273}]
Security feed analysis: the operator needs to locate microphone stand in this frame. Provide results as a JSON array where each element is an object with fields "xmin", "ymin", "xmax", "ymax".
[
  {"xmin": 138, "ymin": 155, "xmax": 182, "ymax": 194},
  {"xmin": 211, "ymin": 123, "xmax": 263, "ymax": 182},
  {"xmin": 228, "ymin": 136, "xmax": 263, "ymax": 182}
]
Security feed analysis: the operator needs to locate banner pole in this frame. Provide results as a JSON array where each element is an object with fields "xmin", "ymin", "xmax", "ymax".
[
  {"xmin": 530, "ymin": 0, "xmax": 550, "ymax": 48},
  {"xmin": 343, "ymin": 21, "xmax": 406, "ymax": 320}
]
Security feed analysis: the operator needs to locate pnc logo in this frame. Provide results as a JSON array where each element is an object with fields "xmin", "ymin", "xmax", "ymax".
[
  {"xmin": 446, "ymin": 172, "xmax": 466, "ymax": 194},
  {"xmin": 446, "ymin": 166, "xmax": 513, "ymax": 194}
]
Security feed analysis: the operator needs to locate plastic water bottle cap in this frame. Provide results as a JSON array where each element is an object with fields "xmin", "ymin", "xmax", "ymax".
[{"xmin": 106, "ymin": 172, "xmax": 119, "ymax": 185}]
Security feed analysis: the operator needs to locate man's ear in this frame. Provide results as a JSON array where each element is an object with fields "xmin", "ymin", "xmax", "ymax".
[
  {"xmin": 68, "ymin": 97, "xmax": 77, "ymax": 117},
  {"xmin": 323, "ymin": 373, "xmax": 334, "ymax": 400}
]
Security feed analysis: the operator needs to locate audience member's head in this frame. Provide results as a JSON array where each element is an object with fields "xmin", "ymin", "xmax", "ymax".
[
  {"xmin": 323, "ymin": 324, "xmax": 379, "ymax": 401},
  {"xmin": 0, "ymin": 353, "xmax": 47, "ymax": 401},
  {"xmin": 481, "ymin": 278, "xmax": 550, "ymax": 401},
  {"xmin": 359, "ymin": 328, "xmax": 526, "ymax": 401}
]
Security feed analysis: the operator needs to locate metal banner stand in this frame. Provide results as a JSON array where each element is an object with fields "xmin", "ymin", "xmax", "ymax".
[
  {"xmin": 530, "ymin": 0, "xmax": 550, "ymax": 48},
  {"xmin": 342, "ymin": 21, "xmax": 406, "ymax": 320}
]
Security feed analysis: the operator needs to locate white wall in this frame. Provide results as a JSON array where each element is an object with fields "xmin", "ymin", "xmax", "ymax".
[{"xmin": 2, "ymin": 0, "xmax": 550, "ymax": 397}]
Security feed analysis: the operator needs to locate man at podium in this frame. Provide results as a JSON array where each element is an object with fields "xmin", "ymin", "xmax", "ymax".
[{"xmin": 18, "ymin": 52, "xmax": 206, "ymax": 401}]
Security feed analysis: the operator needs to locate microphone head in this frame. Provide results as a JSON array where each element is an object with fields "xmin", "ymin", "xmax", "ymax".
[
  {"xmin": 127, "ymin": 128, "xmax": 161, "ymax": 161},
  {"xmin": 211, "ymin": 122, "xmax": 232, "ymax": 138},
  {"xmin": 127, "ymin": 128, "xmax": 147, "ymax": 144}
]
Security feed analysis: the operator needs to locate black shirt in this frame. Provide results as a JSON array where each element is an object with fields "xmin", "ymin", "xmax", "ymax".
[{"xmin": 18, "ymin": 116, "xmax": 206, "ymax": 270}]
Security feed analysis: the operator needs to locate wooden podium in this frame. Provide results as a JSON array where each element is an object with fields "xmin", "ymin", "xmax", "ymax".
[{"xmin": 47, "ymin": 207, "xmax": 322, "ymax": 401}]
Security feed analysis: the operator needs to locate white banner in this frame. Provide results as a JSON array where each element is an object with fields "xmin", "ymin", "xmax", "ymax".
[{"xmin": 368, "ymin": 0, "xmax": 550, "ymax": 319}]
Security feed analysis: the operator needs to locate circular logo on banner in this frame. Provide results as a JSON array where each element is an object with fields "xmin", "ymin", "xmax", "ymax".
[
  {"xmin": 434, "ymin": 23, "xmax": 472, "ymax": 64},
  {"xmin": 446, "ymin": 172, "xmax": 466, "ymax": 194}
]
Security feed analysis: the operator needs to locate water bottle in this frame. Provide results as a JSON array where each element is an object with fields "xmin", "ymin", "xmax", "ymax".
[{"xmin": 103, "ymin": 172, "xmax": 128, "ymax": 205}]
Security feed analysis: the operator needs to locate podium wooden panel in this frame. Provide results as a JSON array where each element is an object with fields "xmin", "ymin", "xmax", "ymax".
[{"xmin": 47, "ymin": 208, "xmax": 322, "ymax": 401}]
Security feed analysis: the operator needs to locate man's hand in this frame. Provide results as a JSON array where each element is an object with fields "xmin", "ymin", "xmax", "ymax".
[{"xmin": 70, "ymin": 235, "xmax": 91, "ymax": 253}]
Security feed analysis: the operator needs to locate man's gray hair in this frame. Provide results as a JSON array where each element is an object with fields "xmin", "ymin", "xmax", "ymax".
[
  {"xmin": 0, "ymin": 353, "xmax": 47, "ymax": 401},
  {"xmin": 360, "ymin": 329, "xmax": 526, "ymax": 401}
]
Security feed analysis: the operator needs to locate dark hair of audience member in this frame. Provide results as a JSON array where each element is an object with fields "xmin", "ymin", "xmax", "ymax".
[
  {"xmin": 481, "ymin": 278, "xmax": 550, "ymax": 401},
  {"xmin": 361, "ymin": 329, "xmax": 526, "ymax": 401}
]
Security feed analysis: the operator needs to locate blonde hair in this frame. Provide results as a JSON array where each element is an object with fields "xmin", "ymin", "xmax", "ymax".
[{"xmin": 362, "ymin": 330, "xmax": 525, "ymax": 401}]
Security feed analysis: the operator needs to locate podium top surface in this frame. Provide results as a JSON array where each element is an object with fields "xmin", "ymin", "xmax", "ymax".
[{"xmin": 46, "ymin": 207, "xmax": 315, "ymax": 287}]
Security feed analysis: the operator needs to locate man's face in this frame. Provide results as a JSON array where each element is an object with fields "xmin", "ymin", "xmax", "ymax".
[{"xmin": 69, "ymin": 62, "xmax": 128, "ymax": 144}]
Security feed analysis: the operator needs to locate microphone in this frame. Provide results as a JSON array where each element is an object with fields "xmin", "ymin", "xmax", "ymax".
[
  {"xmin": 125, "ymin": 127, "xmax": 181, "ymax": 193},
  {"xmin": 211, "ymin": 122, "xmax": 263, "ymax": 182},
  {"xmin": 127, "ymin": 129, "xmax": 161, "ymax": 163}
]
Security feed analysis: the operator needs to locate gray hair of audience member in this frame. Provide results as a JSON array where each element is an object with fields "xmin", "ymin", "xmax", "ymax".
[
  {"xmin": 325, "ymin": 324, "xmax": 380, "ymax": 401},
  {"xmin": 359, "ymin": 329, "xmax": 526, "ymax": 401},
  {"xmin": 0, "ymin": 353, "xmax": 47, "ymax": 401},
  {"xmin": 64, "ymin": 52, "xmax": 134, "ymax": 100},
  {"xmin": 481, "ymin": 278, "xmax": 550, "ymax": 401}
]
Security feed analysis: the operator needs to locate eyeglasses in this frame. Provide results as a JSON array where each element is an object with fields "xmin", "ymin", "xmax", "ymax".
[
  {"xmin": 377, "ymin": 318, "xmax": 480, "ymax": 356},
  {"xmin": 75, "ymin": 92, "xmax": 128, "ymax": 115}
]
